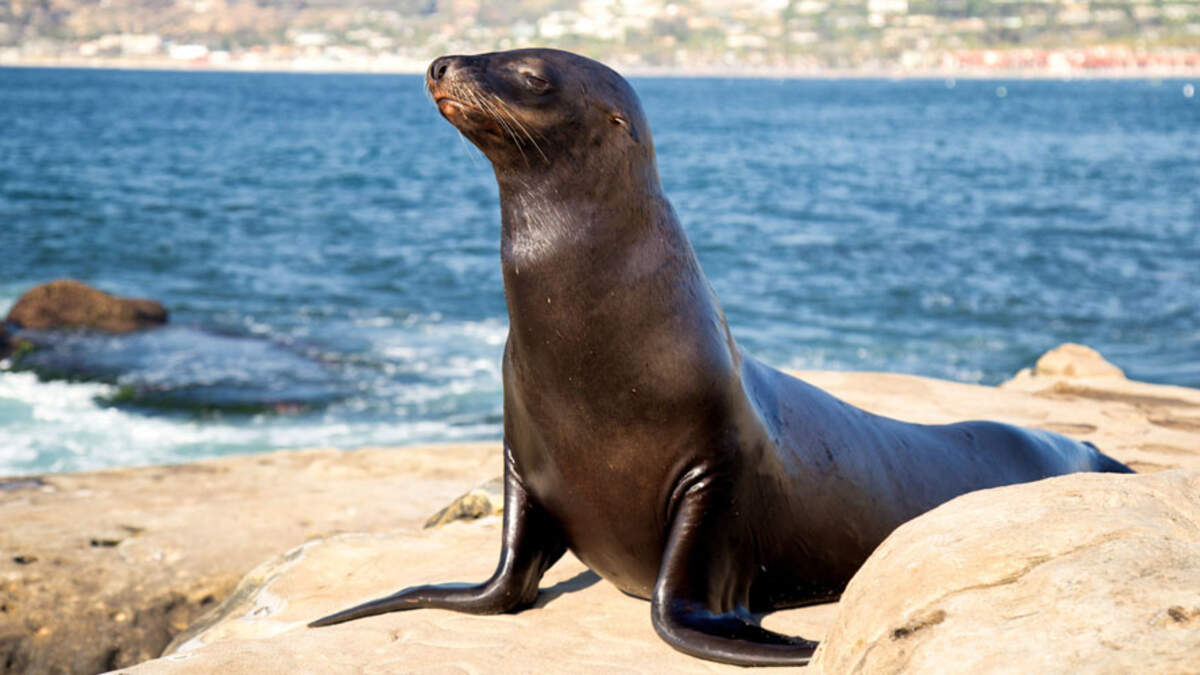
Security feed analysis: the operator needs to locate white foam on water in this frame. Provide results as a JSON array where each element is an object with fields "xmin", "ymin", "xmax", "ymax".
[
  {"xmin": 0, "ymin": 369, "xmax": 500, "ymax": 477},
  {"xmin": 0, "ymin": 285, "xmax": 18, "ymax": 317},
  {"xmin": 0, "ymin": 316, "xmax": 515, "ymax": 476},
  {"xmin": 373, "ymin": 317, "xmax": 506, "ymax": 381}
]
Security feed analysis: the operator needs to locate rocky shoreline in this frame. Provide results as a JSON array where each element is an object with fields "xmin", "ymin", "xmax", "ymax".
[
  {"xmin": 0, "ymin": 443, "xmax": 499, "ymax": 673},
  {"xmin": 3, "ymin": 345, "xmax": 1199, "ymax": 673}
]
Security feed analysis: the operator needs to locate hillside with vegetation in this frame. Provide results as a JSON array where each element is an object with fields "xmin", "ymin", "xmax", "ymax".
[{"xmin": 3, "ymin": 0, "xmax": 1199, "ymax": 72}]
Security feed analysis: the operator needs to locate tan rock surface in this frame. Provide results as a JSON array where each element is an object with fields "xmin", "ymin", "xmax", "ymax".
[
  {"xmin": 120, "ymin": 523, "xmax": 837, "ymax": 675},
  {"xmin": 0, "ymin": 443, "xmax": 497, "ymax": 673},
  {"xmin": 1029, "ymin": 342, "xmax": 1126, "ymax": 379},
  {"xmin": 810, "ymin": 469, "xmax": 1200, "ymax": 674}
]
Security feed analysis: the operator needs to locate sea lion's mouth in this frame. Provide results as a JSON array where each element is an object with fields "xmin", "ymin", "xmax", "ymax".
[
  {"xmin": 435, "ymin": 96, "xmax": 465, "ymax": 116},
  {"xmin": 428, "ymin": 73, "xmax": 519, "ymax": 147},
  {"xmin": 431, "ymin": 90, "xmax": 506, "ymax": 139}
]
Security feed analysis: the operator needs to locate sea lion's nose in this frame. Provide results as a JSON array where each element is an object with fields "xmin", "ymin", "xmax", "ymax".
[{"xmin": 428, "ymin": 56, "xmax": 464, "ymax": 83}]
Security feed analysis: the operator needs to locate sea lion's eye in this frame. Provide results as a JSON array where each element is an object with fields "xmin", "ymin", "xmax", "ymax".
[
  {"xmin": 609, "ymin": 114, "xmax": 638, "ymax": 142},
  {"xmin": 524, "ymin": 73, "xmax": 551, "ymax": 92}
]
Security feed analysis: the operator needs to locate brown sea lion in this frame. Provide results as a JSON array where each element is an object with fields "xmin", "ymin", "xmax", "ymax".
[{"xmin": 310, "ymin": 49, "xmax": 1132, "ymax": 666}]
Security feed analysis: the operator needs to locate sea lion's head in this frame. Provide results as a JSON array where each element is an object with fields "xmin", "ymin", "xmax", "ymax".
[{"xmin": 426, "ymin": 49, "xmax": 655, "ymax": 185}]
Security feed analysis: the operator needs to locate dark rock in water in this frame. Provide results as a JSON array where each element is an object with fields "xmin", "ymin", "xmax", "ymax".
[
  {"xmin": 13, "ymin": 325, "xmax": 349, "ymax": 415},
  {"xmin": 0, "ymin": 477, "xmax": 48, "ymax": 492},
  {"xmin": 0, "ymin": 324, "xmax": 35, "ymax": 362},
  {"xmin": 7, "ymin": 282, "xmax": 348, "ymax": 416},
  {"xmin": 7, "ymin": 279, "xmax": 167, "ymax": 333}
]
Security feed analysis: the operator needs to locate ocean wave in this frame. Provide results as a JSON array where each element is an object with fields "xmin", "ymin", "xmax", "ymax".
[{"xmin": 0, "ymin": 369, "xmax": 501, "ymax": 477}]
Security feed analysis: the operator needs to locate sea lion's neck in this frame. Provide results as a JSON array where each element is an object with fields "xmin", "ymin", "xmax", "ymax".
[
  {"xmin": 496, "ymin": 167, "xmax": 664, "ymax": 270},
  {"xmin": 495, "ymin": 165, "xmax": 734, "ymax": 382}
]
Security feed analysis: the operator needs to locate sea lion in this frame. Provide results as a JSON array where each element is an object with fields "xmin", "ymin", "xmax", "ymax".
[{"xmin": 310, "ymin": 49, "xmax": 1133, "ymax": 666}]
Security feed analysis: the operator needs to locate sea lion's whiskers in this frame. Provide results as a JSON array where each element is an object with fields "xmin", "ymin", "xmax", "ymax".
[
  {"xmin": 463, "ymin": 88, "xmax": 512, "ymax": 140},
  {"xmin": 468, "ymin": 89, "xmax": 528, "ymax": 163},
  {"xmin": 445, "ymin": 85, "xmax": 484, "ymax": 166},
  {"xmin": 489, "ymin": 94, "xmax": 543, "ymax": 150},
  {"xmin": 488, "ymin": 94, "xmax": 548, "ymax": 163}
]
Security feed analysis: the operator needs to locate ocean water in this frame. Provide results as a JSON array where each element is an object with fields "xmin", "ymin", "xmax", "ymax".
[{"xmin": 1, "ymin": 68, "xmax": 1197, "ymax": 476}]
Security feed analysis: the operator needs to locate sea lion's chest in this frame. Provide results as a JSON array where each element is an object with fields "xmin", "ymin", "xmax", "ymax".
[{"xmin": 510, "ymin": 421, "xmax": 698, "ymax": 598}]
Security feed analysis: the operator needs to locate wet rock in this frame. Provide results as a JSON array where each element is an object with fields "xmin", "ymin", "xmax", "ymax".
[
  {"xmin": 0, "ymin": 323, "xmax": 10, "ymax": 359},
  {"xmin": 811, "ymin": 469, "xmax": 1200, "ymax": 674},
  {"xmin": 6, "ymin": 279, "xmax": 167, "ymax": 333}
]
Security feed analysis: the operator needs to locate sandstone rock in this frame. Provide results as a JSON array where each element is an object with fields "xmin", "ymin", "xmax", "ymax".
[
  {"xmin": 6, "ymin": 279, "xmax": 168, "ymax": 333},
  {"xmin": 811, "ymin": 469, "xmax": 1200, "ymax": 674},
  {"xmin": 1033, "ymin": 342, "xmax": 1125, "ymax": 379},
  {"xmin": 128, "ymin": 522, "xmax": 836, "ymax": 674},
  {"xmin": 1006, "ymin": 342, "xmax": 1125, "ymax": 387},
  {"xmin": 423, "ymin": 476, "xmax": 503, "ymax": 527},
  {"xmin": 0, "ymin": 443, "xmax": 498, "ymax": 675}
]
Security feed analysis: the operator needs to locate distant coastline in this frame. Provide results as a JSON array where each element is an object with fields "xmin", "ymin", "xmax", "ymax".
[{"xmin": 5, "ymin": 55, "xmax": 1200, "ymax": 80}]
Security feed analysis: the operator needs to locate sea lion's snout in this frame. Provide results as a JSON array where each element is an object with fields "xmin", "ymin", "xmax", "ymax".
[
  {"xmin": 427, "ymin": 55, "xmax": 466, "ymax": 87},
  {"xmin": 426, "ymin": 55, "xmax": 468, "ymax": 116},
  {"xmin": 427, "ymin": 54, "xmax": 495, "ymax": 134}
]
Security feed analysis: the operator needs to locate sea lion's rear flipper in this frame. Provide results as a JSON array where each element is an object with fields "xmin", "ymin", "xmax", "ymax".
[
  {"xmin": 650, "ymin": 474, "xmax": 817, "ymax": 667},
  {"xmin": 309, "ymin": 459, "xmax": 566, "ymax": 627},
  {"xmin": 1083, "ymin": 441, "xmax": 1136, "ymax": 474}
]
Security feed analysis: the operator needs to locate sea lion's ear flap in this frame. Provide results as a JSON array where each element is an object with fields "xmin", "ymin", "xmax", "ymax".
[{"xmin": 609, "ymin": 114, "xmax": 639, "ymax": 143}]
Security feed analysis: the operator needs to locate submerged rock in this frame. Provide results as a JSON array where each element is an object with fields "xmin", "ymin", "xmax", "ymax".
[
  {"xmin": 7, "ymin": 279, "xmax": 167, "ymax": 333},
  {"xmin": 11, "ymin": 323, "xmax": 348, "ymax": 415},
  {"xmin": 811, "ymin": 469, "xmax": 1200, "ymax": 674}
]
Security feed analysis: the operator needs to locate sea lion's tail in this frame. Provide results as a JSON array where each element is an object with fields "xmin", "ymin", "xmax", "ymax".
[{"xmin": 1084, "ymin": 441, "xmax": 1136, "ymax": 474}]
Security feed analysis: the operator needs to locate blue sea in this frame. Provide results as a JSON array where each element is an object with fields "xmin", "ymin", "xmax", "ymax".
[{"xmin": 1, "ymin": 68, "xmax": 1197, "ymax": 477}]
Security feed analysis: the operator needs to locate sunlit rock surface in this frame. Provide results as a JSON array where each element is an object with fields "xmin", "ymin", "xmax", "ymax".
[
  {"xmin": 0, "ymin": 444, "xmax": 497, "ymax": 673},
  {"xmin": 811, "ymin": 469, "xmax": 1200, "ymax": 674},
  {"xmin": 133, "ymin": 524, "xmax": 837, "ymax": 675}
]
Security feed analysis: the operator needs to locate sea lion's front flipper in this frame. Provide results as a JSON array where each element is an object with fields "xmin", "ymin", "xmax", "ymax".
[
  {"xmin": 650, "ymin": 476, "xmax": 817, "ymax": 667},
  {"xmin": 309, "ymin": 455, "xmax": 565, "ymax": 627}
]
